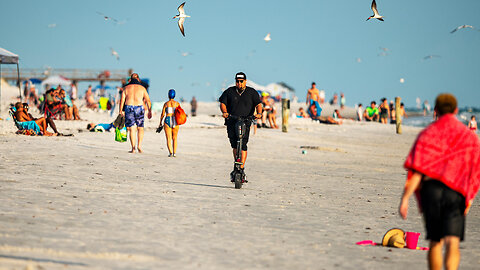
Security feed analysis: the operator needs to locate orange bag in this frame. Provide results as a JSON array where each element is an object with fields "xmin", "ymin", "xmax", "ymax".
[{"xmin": 175, "ymin": 105, "xmax": 187, "ymax": 125}]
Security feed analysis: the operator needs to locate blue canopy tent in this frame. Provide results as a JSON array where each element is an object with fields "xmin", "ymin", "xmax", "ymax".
[{"xmin": 0, "ymin": 47, "xmax": 21, "ymax": 112}]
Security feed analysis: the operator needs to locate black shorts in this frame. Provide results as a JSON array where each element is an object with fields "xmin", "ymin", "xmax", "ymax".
[
  {"xmin": 226, "ymin": 122, "xmax": 251, "ymax": 151},
  {"xmin": 420, "ymin": 180, "xmax": 466, "ymax": 242}
]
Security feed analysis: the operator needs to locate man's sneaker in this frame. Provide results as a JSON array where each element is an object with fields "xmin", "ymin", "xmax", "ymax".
[{"xmin": 242, "ymin": 173, "xmax": 248, "ymax": 183}]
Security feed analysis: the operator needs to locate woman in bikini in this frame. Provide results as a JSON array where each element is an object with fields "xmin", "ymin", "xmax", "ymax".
[
  {"xmin": 159, "ymin": 89, "xmax": 180, "ymax": 157},
  {"xmin": 379, "ymin": 98, "xmax": 390, "ymax": 124}
]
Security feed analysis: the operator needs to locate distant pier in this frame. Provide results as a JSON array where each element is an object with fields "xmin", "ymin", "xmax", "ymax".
[{"xmin": 1, "ymin": 68, "xmax": 133, "ymax": 84}]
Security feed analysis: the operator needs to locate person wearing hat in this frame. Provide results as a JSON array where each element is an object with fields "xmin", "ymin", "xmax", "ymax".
[
  {"xmin": 119, "ymin": 73, "xmax": 152, "ymax": 153},
  {"xmin": 219, "ymin": 72, "xmax": 263, "ymax": 182},
  {"xmin": 399, "ymin": 93, "xmax": 480, "ymax": 270},
  {"xmin": 158, "ymin": 89, "xmax": 181, "ymax": 157}
]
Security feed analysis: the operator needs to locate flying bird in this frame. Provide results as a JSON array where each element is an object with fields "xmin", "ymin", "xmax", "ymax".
[
  {"xmin": 96, "ymin": 12, "xmax": 119, "ymax": 23},
  {"xmin": 48, "ymin": 23, "xmax": 57, "ymax": 28},
  {"xmin": 180, "ymin": 51, "xmax": 192, "ymax": 57},
  {"xmin": 423, "ymin": 55, "xmax": 441, "ymax": 61},
  {"xmin": 264, "ymin": 33, "xmax": 271, "ymax": 42},
  {"xmin": 110, "ymin": 48, "xmax": 120, "ymax": 60},
  {"xmin": 367, "ymin": 0, "xmax": 384, "ymax": 21},
  {"xmin": 450, "ymin": 25, "xmax": 474, "ymax": 33},
  {"xmin": 378, "ymin": 47, "xmax": 390, "ymax": 56},
  {"xmin": 173, "ymin": 2, "xmax": 190, "ymax": 37}
]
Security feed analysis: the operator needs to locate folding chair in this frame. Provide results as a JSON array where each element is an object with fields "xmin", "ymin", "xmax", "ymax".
[
  {"xmin": 44, "ymin": 103, "xmax": 64, "ymax": 120},
  {"xmin": 9, "ymin": 107, "xmax": 41, "ymax": 135}
]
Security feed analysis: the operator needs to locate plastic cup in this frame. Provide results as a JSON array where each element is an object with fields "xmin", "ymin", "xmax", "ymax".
[{"xmin": 405, "ymin": 232, "xmax": 420, "ymax": 250}]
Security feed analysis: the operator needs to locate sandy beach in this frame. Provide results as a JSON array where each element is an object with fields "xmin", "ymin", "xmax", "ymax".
[{"xmin": 0, "ymin": 103, "xmax": 479, "ymax": 269}]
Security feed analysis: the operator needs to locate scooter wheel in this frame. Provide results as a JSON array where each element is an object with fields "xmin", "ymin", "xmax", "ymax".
[{"xmin": 234, "ymin": 173, "xmax": 243, "ymax": 189}]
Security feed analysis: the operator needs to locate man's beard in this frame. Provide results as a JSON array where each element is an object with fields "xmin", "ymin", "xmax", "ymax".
[{"xmin": 236, "ymin": 86, "xmax": 246, "ymax": 92}]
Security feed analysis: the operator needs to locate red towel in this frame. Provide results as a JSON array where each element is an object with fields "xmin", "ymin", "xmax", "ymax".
[{"xmin": 404, "ymin": 114, "xmax": 480, "ymax": 213}]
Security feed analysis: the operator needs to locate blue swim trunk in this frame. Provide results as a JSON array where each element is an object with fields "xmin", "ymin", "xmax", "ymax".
[
  {"xmin": 125, "ymin": 105, "xmax": 145, "ymax": 127},
  {"xmin": 309, "ymin": 100, "xmax": 322, "ymax": 117}
]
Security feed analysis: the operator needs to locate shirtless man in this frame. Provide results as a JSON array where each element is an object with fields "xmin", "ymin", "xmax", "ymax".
[
  {"xmin": 85, "ymin": 85, "xmax": 98, "ymax": 109},
  {"xmin": 23, "ymin": 103, "xmax": 60, "ymax": 134},
  {"xmin": 14, "ymin": 102, "xmax": 56, "ymax": 136},
  {"xmin": 119, "ymin": 73, "xmax": 152, "ymax": 153},
  {"xmin": 306, "ymin": 82, "xmax": 321, "ymax": 117},
  {"xmin": 306, "ymin": 82, "xmax": 320, "ymax": 105}
]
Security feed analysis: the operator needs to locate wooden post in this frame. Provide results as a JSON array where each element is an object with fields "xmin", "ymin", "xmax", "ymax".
[
  {"xmin": 395, "ymin": 97, "xmax": 402, "ymax": 134},
  {"xmin": 282, "ymin": 98, "xmax": 290, "ymax": 133}
]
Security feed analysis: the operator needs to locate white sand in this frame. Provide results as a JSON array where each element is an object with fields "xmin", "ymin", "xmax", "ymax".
[{"xmin": 0, "ymin": 103, "xmax": 479, "ymax": 269}]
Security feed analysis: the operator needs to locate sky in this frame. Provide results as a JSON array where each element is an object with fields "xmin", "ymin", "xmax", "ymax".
[{"xmin": 1, "ymin": 0, "xmax": 480, "ymax": 107}]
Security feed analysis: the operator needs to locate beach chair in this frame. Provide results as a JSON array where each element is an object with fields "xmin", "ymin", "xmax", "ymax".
[
  {"xmin": 9, "ymin": 107, "xmax": 41, "ymax": 136},
  {"xmin": 44, "ymin": 103, "xmax": 64, "ymax": 120}
]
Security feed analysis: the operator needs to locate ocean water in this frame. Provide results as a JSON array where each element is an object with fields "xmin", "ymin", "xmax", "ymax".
[{"xmin": 403, "ymin": 110, "xmax": 479, "ymax": 134}]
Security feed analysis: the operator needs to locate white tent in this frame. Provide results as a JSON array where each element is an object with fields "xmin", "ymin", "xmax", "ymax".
[
  {"xmin": 0, "ymin": 47, "xmax": 21, "ymax": 112},
  {"xmin": 41, "ymin": 75, "xmax": 72, "ymax": 88}
]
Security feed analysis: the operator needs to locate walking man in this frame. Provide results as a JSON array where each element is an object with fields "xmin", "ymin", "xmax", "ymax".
[
  {"xmin": 399, "ymin": 93, "xmax": 480, "ymax": 270},
  {"xmin": 119, "ymin": 73, "xmax": 152, "ymax": 153},
  {"xmin": 306, "ymin": 82, "xmax": 321, "ymax": 117},
  {"xmin": 219, "ymin": 72, "xmax": 262, "ymax": 181}
]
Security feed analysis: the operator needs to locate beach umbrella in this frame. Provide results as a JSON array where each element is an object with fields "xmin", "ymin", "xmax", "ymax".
[
  {"xmin": 0, "ymin": 47, "xmax": 21, "ymax": 112},
  {"xmin": 41, "ymin": 75, "xmax": 72, "ymax": 88}
]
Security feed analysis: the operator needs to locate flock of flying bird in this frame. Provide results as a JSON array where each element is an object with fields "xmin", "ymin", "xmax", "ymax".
[{"xmin": 49, "ymin": 1, "xmax": 477, "ymax": 62}]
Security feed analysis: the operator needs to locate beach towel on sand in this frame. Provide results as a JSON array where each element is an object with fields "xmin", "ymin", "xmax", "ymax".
[
  {"xmin": 17, "ymin": 121, "xmax": 41, "ymax": 135},
  {"xmin": 404, "ymin": 114, "xmax": 480, "ymax": 213}
]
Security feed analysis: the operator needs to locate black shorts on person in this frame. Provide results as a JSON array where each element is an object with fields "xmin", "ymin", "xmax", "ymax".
[
  {"xmin": 420, "ymin": 180, "xmax": 466, "ymax": 242},
  {"xmin": 226, "ymin": 120, "xmax": 251, "ymax": 151}
]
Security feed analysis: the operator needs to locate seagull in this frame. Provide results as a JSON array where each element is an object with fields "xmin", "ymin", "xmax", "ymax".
[
  {"xmin": 180, "ymin": 51, "xmax": 192, "ymax": 57},
  {"xmin": 264, "ymin": 33, "xmax": 271, "ymax": 42},
  {"xmin": 423, "ymin": 55, "xmax": 441, "ymax": 61},
  {"xmin": 450, "ymin": 25, "xmax": 474, "ymax": 33},
  {"xmin": 110, "ymin": 48, "xmax": 120, "ymax": 61},
  {"xmin": 367, "ymin": 0, "xmax": 384, "ymax": 21},
  {"xmin": 96, "ymin": 12, "xmax": 118, "ymax": 23},
  {"xmin": 173, "ymin": 2, "xmax": 190, "ymax": 37},
  {"xmin": 378, "ymin": 47, "xmax": 390, "ymax": 56}
]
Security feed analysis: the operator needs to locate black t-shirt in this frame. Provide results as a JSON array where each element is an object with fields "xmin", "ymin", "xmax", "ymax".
[{"xmin": 219, "ymin": 86, "xmax": 261, "ymax": 118}]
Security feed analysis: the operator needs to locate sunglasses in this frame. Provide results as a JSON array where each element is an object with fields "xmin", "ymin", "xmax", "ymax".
[{"xmin": 236, "ymin": 80, "xmax": 245, "ymax": 83}]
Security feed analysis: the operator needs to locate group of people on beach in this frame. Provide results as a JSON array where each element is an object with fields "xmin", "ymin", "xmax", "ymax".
[
  {"xmin": 357, "ymin": 98, "xmax": 406, "ymax": 124},
  {"xmin": 299, "ymin": 81, "xmax": 413, "ymax": 126},
  {"xmin": 10, "ymin": 69, "xmax": 480, "ymax": 270}
]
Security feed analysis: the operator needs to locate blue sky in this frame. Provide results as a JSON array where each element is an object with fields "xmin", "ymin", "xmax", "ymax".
[{"xmin": 1, "ymin": 0, "xmax": 479, "ymax": 107}]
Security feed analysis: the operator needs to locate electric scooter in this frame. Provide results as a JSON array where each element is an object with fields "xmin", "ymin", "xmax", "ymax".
[{"xmin": 229, "ymin": 115, "xmax": 256, "ymax": 189}]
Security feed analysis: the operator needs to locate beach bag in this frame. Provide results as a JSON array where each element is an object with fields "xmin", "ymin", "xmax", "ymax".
[
  {"xmin": 113, "ymin": 114, "xmax": 125, "ymax": 129},
  {"xmin": 115, "ymin": 127, "xmax": 127, "ymax": 142},
  {"xmin": 175, "ymin": 106, "xmax": 187, "ymax": 125}
]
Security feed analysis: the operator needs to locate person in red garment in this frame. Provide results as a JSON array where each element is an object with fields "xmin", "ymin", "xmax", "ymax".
[{"xmin": 399, "ymin": 93, "xmax": 480, "ymax": 270}]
